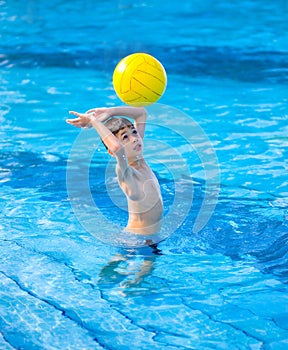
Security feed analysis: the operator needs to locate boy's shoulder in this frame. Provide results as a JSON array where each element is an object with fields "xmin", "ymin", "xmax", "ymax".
[{"xmin": 116, "ymin": 162, "xmax": 134, "ymax": 182}]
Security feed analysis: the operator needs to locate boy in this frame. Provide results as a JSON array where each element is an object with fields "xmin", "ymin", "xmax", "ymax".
[{"xmin": 66, "ymin": 106, "xmax": 163, "ymax": 236}]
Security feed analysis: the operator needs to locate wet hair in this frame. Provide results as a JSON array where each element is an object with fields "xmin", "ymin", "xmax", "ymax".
[{"xmin": 102, "ymin": 117, "xmax": 134, "ymax": 149}]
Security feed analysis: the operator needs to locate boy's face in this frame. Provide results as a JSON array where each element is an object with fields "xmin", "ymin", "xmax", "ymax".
[{"xmin": 115, "ymin": 125, "xmax": 143, "ymax": 160}]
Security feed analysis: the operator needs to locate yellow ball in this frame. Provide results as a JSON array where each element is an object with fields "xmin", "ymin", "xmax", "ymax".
[{"xmin": 113, "ymin": 53, "xmax": 167, "ymax": 107}]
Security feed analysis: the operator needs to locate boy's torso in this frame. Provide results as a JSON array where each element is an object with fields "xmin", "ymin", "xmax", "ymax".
[{"xmin": 121, "ymin": 162, "xmax": 163, "ymax": 234}]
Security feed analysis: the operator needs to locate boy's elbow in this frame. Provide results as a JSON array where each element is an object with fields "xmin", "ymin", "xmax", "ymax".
[
  {"xmin": 140, "ymin": 107, "xmax": 147, "ymax": 118},
  {"xmin": 104, "ymin": 136, "xmax": 123, "ymax": 154},
  {"xmin": 111, "ymin": 142, "xmax": 123, "ymax": 155}
]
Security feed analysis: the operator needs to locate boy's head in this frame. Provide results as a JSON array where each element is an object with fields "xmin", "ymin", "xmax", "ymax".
[
  {"xmin": 104, "ymin": 117, "xmax": 133, "ymax": 137},
  {"xmin": 102, "ymin": 117, "xmax": 134, "ymax": 150},
  {"xmin": 102, "ymin": 117, "xmax": 143, "ymax": 158}
]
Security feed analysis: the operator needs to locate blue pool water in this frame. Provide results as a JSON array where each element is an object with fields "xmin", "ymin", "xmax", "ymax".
[{"xmin": 1, "ymin": 0, "xmax": 288, "ymax": 349}]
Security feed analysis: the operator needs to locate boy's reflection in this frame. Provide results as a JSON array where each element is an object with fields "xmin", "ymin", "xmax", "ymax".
[{"xmin": 97, "ymin": 243, "xmax": 162, "ymax": 296}]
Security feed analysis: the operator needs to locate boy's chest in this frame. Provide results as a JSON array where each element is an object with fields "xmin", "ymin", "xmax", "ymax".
[
  {"xmin": 133, "ymin": 167, "xmax": 161, "ymax": 195},
  {"xmin": 134, "ymin": 166, "xmax": 157, "ymax": 183}
]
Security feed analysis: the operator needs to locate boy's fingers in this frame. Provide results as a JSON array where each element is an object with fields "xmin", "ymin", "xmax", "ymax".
[
  {"xmin": 69, "ymin": 111, "xmax": 80, "ymax": 116},
  {"xmin": 69, "ymin": 111, "xmax": 87, "ymax": 118},
  {"xmin": 66, "ymin": 116, "xmax": 80, "ymax": 121}
]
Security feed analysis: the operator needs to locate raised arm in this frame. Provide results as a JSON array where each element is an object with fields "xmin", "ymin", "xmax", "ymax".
[
  {"xmin": 67, "ymin": 110, "xmax": 122, "ymax": 154},
  {"xmin": 86, "ymin": 106, "xmax": 147, "ymax": 139},
  {"xmin": 67, "ymin": 109, "xmax": 138, "ymax": 198}
]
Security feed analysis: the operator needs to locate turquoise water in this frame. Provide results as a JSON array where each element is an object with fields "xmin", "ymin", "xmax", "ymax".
[{"xmin": 1, "ymin": 0, "xmax": 288, "ymax": 349}]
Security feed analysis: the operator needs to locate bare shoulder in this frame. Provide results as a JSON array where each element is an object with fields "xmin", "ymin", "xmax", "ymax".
[{"xmin": 116, "ymin": 162, "xmax": 134, "ymax": 181}]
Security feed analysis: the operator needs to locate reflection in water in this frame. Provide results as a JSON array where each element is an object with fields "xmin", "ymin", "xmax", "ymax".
[{"xmin": 97, "ymin": 243, "xmax": 162, "ymax": 297}]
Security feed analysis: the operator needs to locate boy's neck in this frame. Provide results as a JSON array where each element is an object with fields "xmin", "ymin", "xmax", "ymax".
[{"xmin": 128, "ymin": 156, "xmax": 144, "ymax": 168}]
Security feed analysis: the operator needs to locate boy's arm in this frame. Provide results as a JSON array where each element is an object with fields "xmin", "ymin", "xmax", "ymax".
[
  {"xmin": 67, "ymin": 110, "xmax": 139, "ymax": 199},
  {"xmin": 66, "ymin": 107, "xmax": 109, "ymax": 129},
  {"xmin": 67, "ymin": 110, "xmax": 122, "ymax": 154},
  {"xmin": 87, "ymin": 106, "xmax": 147, "ymax": 139}
]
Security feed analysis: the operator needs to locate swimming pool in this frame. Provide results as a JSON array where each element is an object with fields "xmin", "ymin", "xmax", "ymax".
[{"xmin": 1, "ymin": 0, "xmax": 288, "ymax": 348}]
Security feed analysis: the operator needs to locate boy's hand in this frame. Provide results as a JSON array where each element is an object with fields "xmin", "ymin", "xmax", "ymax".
[
  {"xmin": 66, "ymin": 109, "xmax": 110, "ymax": 128},
  {"xmin": 66, "ymin": 111, "xmax": 92, "ymax": 128},
  {"xmin": 85, "ymin": 107, "xmax": 110, "ymax": 122}
]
